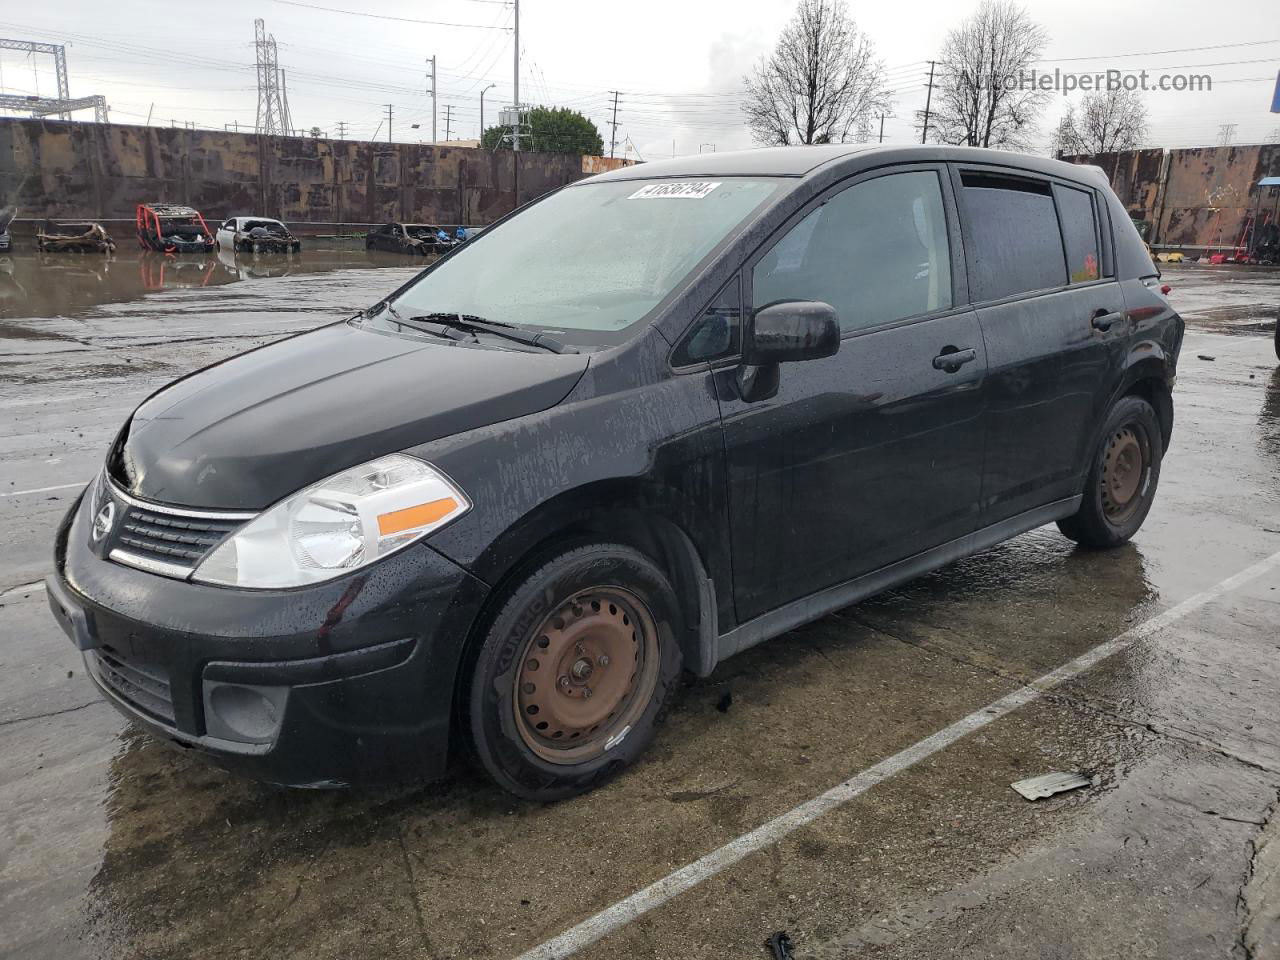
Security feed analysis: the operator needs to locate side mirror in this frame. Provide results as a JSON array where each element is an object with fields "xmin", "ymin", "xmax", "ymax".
[{"xmin": 743, "ymin": 300, "xmax": 841, "ymax": 365}]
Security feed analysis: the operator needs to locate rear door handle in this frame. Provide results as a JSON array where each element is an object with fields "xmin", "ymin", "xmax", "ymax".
[
  {"xmin": 932, "ymin": 347, "xmax": 977, "ymax": 372},
  {"xmin": 1091, "ymin": 309, "xmax": 1124, "ymax": 331}
]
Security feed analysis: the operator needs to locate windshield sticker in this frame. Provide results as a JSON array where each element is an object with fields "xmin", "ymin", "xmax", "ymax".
[{"xmin": 628, "ymin": 181, "xmax": 721, "ymax": 200}]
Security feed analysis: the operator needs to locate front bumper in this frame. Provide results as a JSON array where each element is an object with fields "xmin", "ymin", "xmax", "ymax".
[{"xmin": 48, "ymin": 491, "xmax": 489, "ymax": 787}]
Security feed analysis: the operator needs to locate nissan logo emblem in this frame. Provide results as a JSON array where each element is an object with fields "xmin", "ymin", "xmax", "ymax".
[{"xmin": 92, "ymin": 501, "xmax": 116, "ymax": 542}]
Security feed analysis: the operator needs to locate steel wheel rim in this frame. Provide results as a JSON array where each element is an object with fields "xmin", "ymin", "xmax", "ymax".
[
  {"xmin": 513, "ymin": 587, "xmax": 660, "ymax": 765},
  {"xmin": 1101, "ymin": 424, "xmax": 1150, "ymax": 523}
]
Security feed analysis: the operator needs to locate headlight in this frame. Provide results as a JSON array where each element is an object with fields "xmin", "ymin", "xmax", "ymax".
[{"xmin": 192, "ymin": 454, "xmax": 469, "ymax": 589}]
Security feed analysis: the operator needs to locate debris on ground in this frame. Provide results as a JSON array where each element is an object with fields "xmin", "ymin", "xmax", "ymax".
[
  {"xmin": 1011, "ymin": 771, "xmax": 1092, "ymax": 801},
  {"xmin": 716, "ymin": 690, "xmax": 733, "ymax": 713},
  {"xmin": 1197, "ymin": 354, "xmax": 1216, "ymax": 361},
  {"xmin": 765, "ymin": 930, "xmax": 795, "ymax": 960}
]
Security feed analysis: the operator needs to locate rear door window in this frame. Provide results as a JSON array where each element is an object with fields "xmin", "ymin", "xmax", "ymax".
[
  {"xmin": 1054, "ymin": 184, "xmax": 1102, "ymax": 283},
  {"xmin": 752, "ymin": 170, "xmax": 953, "ymax": 335},
  {"xmin": 959, "ymin": 172, "xmax": 1067, "ymax": 301}
]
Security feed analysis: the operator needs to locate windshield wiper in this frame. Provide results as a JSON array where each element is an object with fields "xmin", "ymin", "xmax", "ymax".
[
  {"xmin": 369, "ymin": 301, "xmax": 469, "ymax": 343},
  {"xmin": 408, "ymin": 312, "xmax": 578, "ymax": 354}
]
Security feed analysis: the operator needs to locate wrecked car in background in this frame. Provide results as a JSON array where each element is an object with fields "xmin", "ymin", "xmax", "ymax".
[
  {"xmin": 365, "ymin": 222, "xmax": 455, "ymax": 255},
  {"xmin": 136, "ymin": 203, "xmax": 216, "ymax": 254},
  {"xmin": 36, "ymin": 220, "xmax": 116, "ymax": 254},
  {"xmin": 216, "ymin": 217, "xmax": 302, "ymax": 256},
  {"xmin": 0, "ymin": 205, "xmax": 14, "ymax": 252}
]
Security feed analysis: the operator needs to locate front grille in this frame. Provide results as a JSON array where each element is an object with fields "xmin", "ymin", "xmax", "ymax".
[
  {"xmin": 101, "ymin": 479, "xmax": 256, "ymax": 579},
  {"xmin": 91, "ymin": 645, "xmax": 176, "ymax": 725},
  {"xmin": 116, "ymin": 505, "xmax": 242, "ymax": 565}
]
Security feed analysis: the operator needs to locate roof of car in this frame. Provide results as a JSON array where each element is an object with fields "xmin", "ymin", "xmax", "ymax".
[
  {"xmin": 142, "ymin": 203, "xmax": 201, "ymax": 217},
  {"xmin": 581, "ymin": 144, "xmax": 1109, "ymax": 188}
]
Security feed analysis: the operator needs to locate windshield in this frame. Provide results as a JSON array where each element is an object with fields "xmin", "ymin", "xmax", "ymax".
[{"xmin": 386, "ymin": 177, "xmax": 780, "ymax": 346}]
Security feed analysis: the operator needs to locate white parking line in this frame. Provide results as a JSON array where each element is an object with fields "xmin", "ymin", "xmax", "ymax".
[
  {"xmin": 0, "ymin": 482, "xmax": 86, "ymax": 498},
  {"xmin": 515, "ymin": 547, "xmax": 1280, "ymax": 960}
]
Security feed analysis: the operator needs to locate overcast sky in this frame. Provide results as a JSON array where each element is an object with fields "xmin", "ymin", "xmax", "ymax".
[{"xmin": 0, "ymin": 0, "xmax": 1276, "ymax": 159}]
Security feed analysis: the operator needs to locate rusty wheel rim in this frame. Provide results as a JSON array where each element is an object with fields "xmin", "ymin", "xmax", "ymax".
[
  {"xmin": 514, "ymin": 587, "xmax": 660, "ymax": 765},
  {"xmin": 1101, "ymin": 424, "xmax": 1148, "ymax": 523}
]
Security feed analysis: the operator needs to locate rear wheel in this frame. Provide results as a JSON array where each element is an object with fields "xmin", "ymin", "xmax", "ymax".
[
  {"xmin": 466, "ymin": 543, "xmax": 683, "ymax": 800},
  {"xmin": 1057, "ymin": 395, "xmax": 1163, "ymax": 548}
]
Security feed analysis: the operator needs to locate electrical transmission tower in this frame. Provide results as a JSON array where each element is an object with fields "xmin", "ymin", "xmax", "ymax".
[
  {"xmin": 0, "ymin": 38, "xmax": 109, "ymax": 122},
  {"xmin": 254, "ymin": 19, "xmax": 288, "ymax": 135}
]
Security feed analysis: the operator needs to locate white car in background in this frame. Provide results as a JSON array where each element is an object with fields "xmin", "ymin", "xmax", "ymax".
[{"xmin": 215, "ymin": 216, "xmax": 301, "ymax": 255}]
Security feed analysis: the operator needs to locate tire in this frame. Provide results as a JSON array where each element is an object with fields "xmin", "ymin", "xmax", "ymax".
[
  {"xmin": 1057, "ymin": 395, "xmax": 1163, "ymax": 549},
  {"xmin": 466, "ymin": 543, "xmax": 684, "ymax": 801}
]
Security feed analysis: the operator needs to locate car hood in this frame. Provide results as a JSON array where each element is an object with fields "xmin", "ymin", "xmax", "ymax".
[{"xmin": 108, "ymin": 320, "xmax": 589, "ymax": 510}]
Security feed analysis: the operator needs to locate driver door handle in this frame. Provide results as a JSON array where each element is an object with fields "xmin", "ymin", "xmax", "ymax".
[{"xmin": 932, "ymin": 347, "xmax": 977, "ymax": 373}]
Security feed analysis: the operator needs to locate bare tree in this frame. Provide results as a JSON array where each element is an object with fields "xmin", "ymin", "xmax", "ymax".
[
  {"xmin": 925, "ymin": 0, "xmax": 1049, "ymax": 150},
  {"xmin": 1055, "ymin": 88, "xmax": 1148, "ymax": 155},
  {"xmin": 742, "ymin": 0, "xmax": 888, "ymax": 146},
  {"xmin": 1051, "ymin": 106, "xmax": 1082, "ymax": 157}
]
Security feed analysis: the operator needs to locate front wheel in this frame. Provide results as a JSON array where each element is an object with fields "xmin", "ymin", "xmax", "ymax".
[
  {"xmin": 466, "ymin": 543, "xmax": 683, "ymax": 801},
  {"xmin": 1058, "ymin": 395, "xmax": 1163, "ymax": 549}
]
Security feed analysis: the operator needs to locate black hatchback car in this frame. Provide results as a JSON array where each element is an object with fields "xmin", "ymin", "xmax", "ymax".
[{"xmin": 48, "ymin": 145, "xmax": 1182, "ymax": 799}]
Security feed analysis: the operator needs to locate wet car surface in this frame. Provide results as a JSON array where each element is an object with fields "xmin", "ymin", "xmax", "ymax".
[{"xmin": 1, "ymin": 255, "xmax": 1278, "ymax": 959}]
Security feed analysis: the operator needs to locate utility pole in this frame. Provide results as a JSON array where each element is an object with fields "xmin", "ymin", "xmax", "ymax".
[
  {"xmin": 512, "ymin": 0, "xmax": 520, "ymax": 153},
  {"xmin": 921, "ymin": 60, "xmax": 937, "ymax": 145},
  {"xmin": 443, "ymin": 105, "xmax": 454, "ymax": 142},
  {"xmin": 480, "ymin": 83, "xmax": 495, "ymax": 143},
  {"xmin": 426, "ymin": 55, "xmax": 437, "ymax": 145},
  {"xmin": 1217, "ymin": 122, "xmax": 1237, "ymax": 147},
  {"xmin": 384, "ymin": 103, "xmax": 393, "ymax": 143},
  {"xmin": 336, "ymin": 120, "xmax": 347, "ymax": 139},
  {"xmin": 878, "ymin": 113, "xmax": 885, "ymax": 143},
  {"xmin": 608, "ymin": 89, "xmax": 621, "ymax": 158}
]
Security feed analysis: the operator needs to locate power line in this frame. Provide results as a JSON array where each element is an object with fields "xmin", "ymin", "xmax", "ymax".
[{"xmin": 268, "ymin": 0, "xmax": 513, "ymax": 29}]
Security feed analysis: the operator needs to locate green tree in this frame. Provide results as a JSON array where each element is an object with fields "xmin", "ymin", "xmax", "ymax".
[{"xmin": 481, "ymin": 106, "xmax": 604, "ymax": 155}]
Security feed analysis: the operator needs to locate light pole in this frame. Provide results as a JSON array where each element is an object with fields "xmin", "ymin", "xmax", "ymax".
[{"xmin": 480, "ymin": 83, "xmax": 496, "ymax": 145}]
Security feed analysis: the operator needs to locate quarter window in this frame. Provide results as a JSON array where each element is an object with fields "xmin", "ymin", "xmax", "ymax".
[
  {"xmin": 1055, "ymin": 185, "xmax": 1101, "ymax": 283},
  {"xmin": 960, "ymin": 172, "xmax": 1068, "ymax": 301},
  {"xmin": 672, "ymin": 277, "xmax": 741, "ymax": 366},
  {"xmin": 752, "ymin": 171, "xmax": 952, "ymax": 335}
]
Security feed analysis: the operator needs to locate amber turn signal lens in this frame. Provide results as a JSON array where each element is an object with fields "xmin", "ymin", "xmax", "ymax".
[{"xmin": 377, "ymin": 497, "xmax": 459, "ymax": 536}]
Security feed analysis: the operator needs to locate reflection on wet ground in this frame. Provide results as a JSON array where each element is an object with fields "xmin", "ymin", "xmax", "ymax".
[
  {"xmin": 1165, "ymin": 262, "xmax": 1280, "ymax": 335},
  {"xmin": 2, "ymin": 260, "xmax": 1280, "ymax": 960},
  {"xmin": 0, "ymin": 245, "xmax": 429, "ymax": 321}
]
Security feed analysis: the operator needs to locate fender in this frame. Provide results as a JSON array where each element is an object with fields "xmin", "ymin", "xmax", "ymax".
[{"xmin": 451, "ymin": 478, "xmax": 723, "ymax": 679}]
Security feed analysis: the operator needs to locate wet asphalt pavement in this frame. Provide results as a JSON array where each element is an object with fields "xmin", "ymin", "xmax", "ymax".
[{"xmin": 1, "ymin": 252, "xmax": 1279, "ymax": 960}]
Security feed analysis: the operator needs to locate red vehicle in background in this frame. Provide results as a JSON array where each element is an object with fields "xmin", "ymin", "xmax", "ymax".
[{"xmin": 136, "ymin": 203, "xmax": 215, "ymax": 253}]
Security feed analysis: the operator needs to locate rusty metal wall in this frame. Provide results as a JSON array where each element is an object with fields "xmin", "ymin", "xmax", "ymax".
[
  {"xmin": 0, "ymin": 118, "xmax": 609, "ymax": 226},
  {"xmin": 1065, "ymin": 144, "xmax": 1280, "ymax": 248}
]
